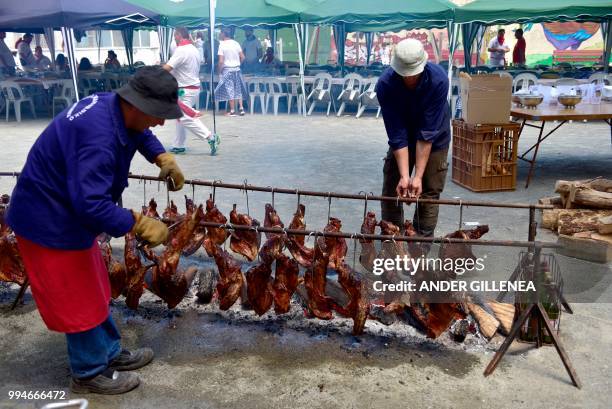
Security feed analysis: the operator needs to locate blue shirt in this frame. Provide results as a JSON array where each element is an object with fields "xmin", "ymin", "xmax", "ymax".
[
  {"xmin": 7, "ymin": 93, "xmax": 165, "ymax": 250},
  {"xmin": 376, "ymin": 63, "xmax": 450, "ymax": 152}
]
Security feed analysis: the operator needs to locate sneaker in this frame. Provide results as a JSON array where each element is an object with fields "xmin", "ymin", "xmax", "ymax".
[
  {"xmin": 70, "ymin": 369, "xmax": 140, "ymax": 395},
  {"xmin": 208, "ymin": 133, "xmax": 220, "ymax": 156},
  {"xmin": 109, "ymin": 348, "xmax": 154, "ymax": 371},
  {"xmin": 239, "ymin": 109, "xmax": 245, "ymax": 116},
  {"xmin": 226, "ymin": 111, "xmax": 236, "ymax": 117},
  {"xmin": 169, "ymin": 147, "xmax": 186, "ymax": 154}
]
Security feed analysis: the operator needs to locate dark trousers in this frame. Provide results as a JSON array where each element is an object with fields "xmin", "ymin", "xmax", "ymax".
[
  {"xmin": 65, "ymin": 313, "xmax": 122, "ymax": 379},
  {"xmin": 381, "ymin": 147, "xmax": 449, "ymax": 236}
]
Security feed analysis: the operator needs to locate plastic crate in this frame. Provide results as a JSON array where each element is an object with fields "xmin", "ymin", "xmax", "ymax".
[{"xmin": 451, "ymin": 120, "xmax": 521, "ymax": 192}]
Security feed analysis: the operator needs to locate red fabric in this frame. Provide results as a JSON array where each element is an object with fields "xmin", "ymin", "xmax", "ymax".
[
  {"xmin": 178, "ymin": 39, "xmax": 192, "ymax": 47},
  {"xmin": 513, "ymin": 38, "xmax": 526, "ymax": 64},
  {"xmin": 497, "ymin": 34, "xmax": 505, "ymax": 45},
  {"xmin": 178, "ymin": 99, "xmax": 198, "ymax": 118},
  {"xmin": 16, "ymin": 236, "xmax": 110, "ymax": 334}
]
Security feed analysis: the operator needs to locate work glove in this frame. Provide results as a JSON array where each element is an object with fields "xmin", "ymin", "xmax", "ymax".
[
  {"xmin": 155, "ymin": 152, "xmax": 185, "ymax": 191},
  {"xmin": 131, "ymin": 210, "xmax": 169, "ymax": 247}
]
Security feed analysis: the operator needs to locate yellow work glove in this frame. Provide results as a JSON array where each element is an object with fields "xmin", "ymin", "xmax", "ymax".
[
  {"xmin": 131, "ymin": 211, "xmax": 169, "ymax": 247},
  {"xmin": 155, "ymin": 152, "xmax": 184, "ymax": 191}
]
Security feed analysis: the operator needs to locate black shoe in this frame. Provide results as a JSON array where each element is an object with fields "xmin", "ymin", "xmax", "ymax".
[
  {"xmin": 70, "ymin": 369, "xmax": 140, "ymax": 395},
  {"xmin": 109, "ymin": 348, "xmax": 154, "ymax": 371}
]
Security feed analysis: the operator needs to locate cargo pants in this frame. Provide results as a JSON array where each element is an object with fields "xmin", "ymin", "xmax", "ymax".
[{"xmin": 381, "ymin": 147, "xmax": 449, "ymax": 236}]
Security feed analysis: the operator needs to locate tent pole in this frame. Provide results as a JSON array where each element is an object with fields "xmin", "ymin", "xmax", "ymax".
[
  {"xmin": 293, "ymin": 23, "xmax": 307, "ymax": 117},
  {"xmin": 209, "ymin": 0, "xmax": 217, "ymax": 134},
  {"xmin": 61, "ymin": 27, "xmax": 80, "ymax": 102}
]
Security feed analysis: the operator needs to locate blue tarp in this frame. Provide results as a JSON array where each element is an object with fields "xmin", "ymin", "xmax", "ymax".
[{"xmin": 0, "ymin": 0, "xmax": 159, "ymax": 31}]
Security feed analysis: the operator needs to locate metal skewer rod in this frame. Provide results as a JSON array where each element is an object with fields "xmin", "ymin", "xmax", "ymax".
[
  {"xmin": 0, "ymin": 171, "xmax": 554, "ymax": 210},
  {"xmin": 188, "ymin": 220, "xmax": 560, "ymax": 249}
]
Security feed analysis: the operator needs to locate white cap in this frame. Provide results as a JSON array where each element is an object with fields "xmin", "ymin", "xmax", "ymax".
[{"xmin": 390, "ymin": 38, "xmax": 428, "ymax": 77}]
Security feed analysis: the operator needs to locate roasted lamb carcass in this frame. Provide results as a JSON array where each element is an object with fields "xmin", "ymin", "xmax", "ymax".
[
  {"xmin": 285, "ymin": 203, "xmax": 314, "ymax": 268},
  {"xmin": 0, "ymin": 234, "xmax": 26, "ymax": 285},
  {"xmin": 162, "ymin": 200, "xmax": 179, "ymax": 222},
  {"xmin": 438, "ymin": 225, "xmax": 489, "ymax": 279},
  {"xmin": 229, "ymin": 204, "xmax": 260, "ymax": 261},
  {"xmin": 97, "ymin": 234, "xmax": 127, "ymax": 299},
  {"xmin": 263, "ymin": 203, "xmax": 284, "ymax": 239},
  {"xmin": 259, "ymin": 203, "xmax": 285, "ymax": 265},
  {"xmin": 142, "ymin": 198, "xmax": 160, "ymax": 219},
  {"xmin": 182, "ymin": 196, "xmax": 207, "ymax": 256},
  {"xmin": 123, "ymin": 231, "xmax": 153, "ymax": 308},
  {"xmin": 359, "ymin": 211, "xmax": 377, "ymax": 271},
  {"xmin": 303, "ymin": 243, "xmax": 333, "ymax": 320},
  {"xmin": 272, "ymin": 254, "xmax": 299, "ymax": 314},
  {"xmin": 331, "ymin": 263, "xmax": 370, "ymax": 335},
  {"xmin": 144, "ymin": 205, "xmax": 204, "ymax": 309},
  {"xmin": 202, "ymin": 194, "xmax": 229, "ymax": 254},
  {"xmin": 0, "ymin": 194, "xmax": 10, "ymax": 235},
  {"xmin": 210, "ymin": 245, "xmax": 244, "ymax": 310},
  {"xmin": 319, "ymin": 217, "xmax": 347, "ymax": 270},
  {"xmin": 246, "ymin": 262, "xmax": 274, "ymax": 315}
]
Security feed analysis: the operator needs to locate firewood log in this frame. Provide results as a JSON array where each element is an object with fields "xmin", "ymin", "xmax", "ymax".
[
  {"xmin": 487, "ymin": 301, "xmax": 515, "ymax": 335},
  {"xmin": 555, "ymin": 180, "xmax": 612, "ymax": 209},
  {"xmin": 557, "ymin": 210, "xmax": 612, "ymax": 235},
  {"xmin": 466, "ymin": 302, "xmax": 500, "ymax": 339},
  {"xmin": 598, "ymin": 215, "xmax": 612, "ymax": 235}
]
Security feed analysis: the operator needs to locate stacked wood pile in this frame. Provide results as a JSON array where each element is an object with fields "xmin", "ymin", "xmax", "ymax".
[{"xmin": 539, "ymin": 178, "xmax": 612, "ymax": 262}]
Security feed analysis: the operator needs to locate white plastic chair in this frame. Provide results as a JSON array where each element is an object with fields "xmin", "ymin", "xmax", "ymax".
[
  {"xmin": 356, "ymin": 78, "xmax": 380, "ymax": 118},
  {"xmin": 512, "ymin": 73, "xmax": 538, "ymax": 93},
  {"xmin": 588, "ymin": 72, "xmax": 611, "ymax": 85},
  {"xmin": 0, "ymin": 80, "xmax": 37, "ymax": 122},
  {"xmin": 247, "ymin": 79, "xmax": 267, "ymax": 114},
  {"xmin": 336, "ymin": 73, "xmax": 363, "ymax": 117},
  {"xmin": 497, "ymin": 71, "xmax": 513, "ymax": 80},
  {"xmin": 264, "ymin": 79, "xmax": 287, "ymax": 116},
  {"xmin": 52, "ymin": 79, "xmax": 76, "ymax": 116},
  {"xmin": 306, "ymin": 72, "xmax": 335, "ymax": 116},
  {"xmin": 195, "ymin": 82, "xmax": 211, "ymax": 111},
  {"xmin": 79, "ymin": 77, "xmax": 98, "ymax": 97},
  {"xmin": 286, "ymin": 76, "xmax": 304, "ymax": 115}
]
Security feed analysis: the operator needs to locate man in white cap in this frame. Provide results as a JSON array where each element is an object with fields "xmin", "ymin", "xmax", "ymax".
[{"xmin": 376, "ymin": 38, "xmax": 450, "ymax": 236}]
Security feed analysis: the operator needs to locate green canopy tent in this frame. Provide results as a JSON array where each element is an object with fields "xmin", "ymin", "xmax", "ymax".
[{"xmin": 454, "ymin": 0, "xmax": 612, "ymax": 72}]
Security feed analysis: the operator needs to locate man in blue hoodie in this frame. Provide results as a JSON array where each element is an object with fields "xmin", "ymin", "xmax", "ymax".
[{"xmin": 7, "ymin": 66, "xmax": 186, "ymax": 395}]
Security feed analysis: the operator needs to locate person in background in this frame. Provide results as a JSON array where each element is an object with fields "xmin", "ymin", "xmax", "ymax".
[
  {"xmin": 203, "ymin": 29, "xmax": 219, "ymax": 66},
  {"xmin": 34, "ymin": 46, "xmax": 52, "ymax": 70},
  {"xmin": 18, "ymin": 33, "xmax": 35, "ymax": 68},
  {"xmin": 194, "ymin": 32, "xmax": 205, "ymax": 62},
  {"xmin": 78, "ymin": 57, "xmax": 93, "ymax": 71},
  {"xmin": 261, "ymin": 47, "xmax": 280, "ymax": 66},
  {"xmin": 379, "ymin": 42, "xmax": 392, "ymax": 65},
  {"xmin": 487, "ymin": 28, "xmax": 510, "ymax": 67},
  {"xmin": 55, "ymin": 54, "xmax": 69, "ymax": 72},
  {"xmin": 163, "ymin": 26, "xmax": 218, "ymax": 155},
  {"xmin": 512, "ymin": 28, "xmax": 526, "ymax": 67},
  {"xmin": 215, "ymin": 28, "xmax": 247, "ymax": 116},
  {"xmin": 376, "ymin": 39, "xmax": 450, "ymax": 237},
  {"xmin": 241, "ymin": 27, "xmax": 262, "ymax": 73},
  {"xmin": 0, "ymin": 32, "xmax": 16, "ymax": 75},
  {"xmin": 104, "ymin": 50, "xmax": 121, "ymax": 70}
]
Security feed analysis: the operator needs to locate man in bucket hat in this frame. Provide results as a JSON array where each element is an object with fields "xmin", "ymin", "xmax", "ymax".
[
  {"xmin": 7, "ymin": 66, "xmax": 186, "ymax": 394},
  {"xmin": 376, "ymin": 38, "xmax": 450, "ymax": 237}
]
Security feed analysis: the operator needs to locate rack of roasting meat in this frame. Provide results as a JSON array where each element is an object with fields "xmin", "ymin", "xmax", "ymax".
[{"xmin": 0, "ymin": 172, "xmax": 580, "ymax": 387}]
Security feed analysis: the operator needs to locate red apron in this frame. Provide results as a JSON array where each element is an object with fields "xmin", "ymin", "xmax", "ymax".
[{"xmin": 16, "ymin": 235, "xmax": 110, "ymax": 334}]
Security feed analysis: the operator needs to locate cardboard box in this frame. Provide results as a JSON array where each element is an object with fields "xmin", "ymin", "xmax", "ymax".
[{"xmin": 460, "ymin": 74, "xmax": 512, "ymax": 125}]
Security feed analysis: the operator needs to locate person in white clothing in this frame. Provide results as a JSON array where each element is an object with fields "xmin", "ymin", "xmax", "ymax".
[
  {"xmin": 34, "ymin": 46, "xmax": 52, "ymax": 70},
  {"xmin": 215, "ymin": 28, "xmax": 247, "ymax": 116},
  {"xmin": 487, "ymin": 29, "xmax": 510, "ymax": 67},
  {"xmin": 18, "ymin": 33, "xmax": 35, "ymax": 68},
  {"xmin": 163, "ymin": 27, "xmax": 219, "ymax": 155},
  {"xmin": 0, "ymin": 32, "xmax": 16, "ymax": 75}
]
